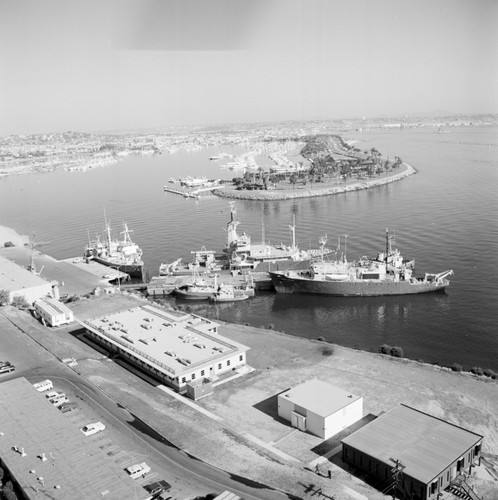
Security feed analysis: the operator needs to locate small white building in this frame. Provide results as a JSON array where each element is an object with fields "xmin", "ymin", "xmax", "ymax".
[
  {"xmin": 278, "ymin": 379, "xmax": 363, "ymax": 439},
  {"xmin": 33, "ymin": 297, "xmax": 74, "ymax": 327}
]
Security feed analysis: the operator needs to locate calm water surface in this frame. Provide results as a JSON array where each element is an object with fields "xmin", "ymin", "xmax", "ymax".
[{"xmin": 1, "ymin": 126, "xmax": 497, "ymax": 371}]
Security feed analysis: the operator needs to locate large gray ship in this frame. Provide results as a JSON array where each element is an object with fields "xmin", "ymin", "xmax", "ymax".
[{"xmin": 270, "ymin": 230, "xmax": 453, "ymax": 296}]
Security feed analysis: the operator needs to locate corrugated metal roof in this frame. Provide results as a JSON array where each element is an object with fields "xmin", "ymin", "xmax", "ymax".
[
  {"xmin": 0, "ymin": 255, "xmax": 50, "ymax": 291},
  {"xmin": 341, "ymin": 404, "xmax": 483, "ymax": 484},
  {"xmin": 279, "ymin": 379, "xmax": 361, "ymax": 417},
  {"xmin": 0, "ymin": 378, "xmax": 149, "ymax": 500}
]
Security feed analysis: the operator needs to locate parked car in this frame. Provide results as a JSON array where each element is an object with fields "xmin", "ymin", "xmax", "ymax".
[
  {"xmin": 144, "ymin": 480, "xmax": 171, "ymax": 496},
  {"xmin": 0, "ymin": 364, "xmax": 15, "ymax": 374},
  {"xmin": 0, "ymin": 361, "xmax": 12, "ymax": 367},
  {"xmin": 59, "ymin": 401, "xmax": 78, "ymax": 413},
  {"xmin": 50, "ymin": 395, "xmax": 69, "ymax": 407},
  {"xmin": 45, "ymin": 390, "xmax": 59, "ymax": 400},
  {"xmin": 125, "ymin": 462, "xmax": 151, "ymax": 479},
  {"xmin": 80, "ymin": 422, "xmax": 105, "ymax": 436}
]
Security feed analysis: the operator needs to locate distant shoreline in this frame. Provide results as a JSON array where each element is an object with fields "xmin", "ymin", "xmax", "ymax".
[{"xmin": 214, "ymin": 163, "xmax": 416, "ymax": 200}]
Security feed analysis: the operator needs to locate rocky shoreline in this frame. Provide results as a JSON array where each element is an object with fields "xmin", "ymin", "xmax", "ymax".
[{"xmin": 214, "ymin": 162, "xmax": 416, "ymax": 200}]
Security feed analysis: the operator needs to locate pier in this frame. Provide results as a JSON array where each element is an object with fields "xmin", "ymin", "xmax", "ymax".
[{"xmin": 163, "ymin": 184, "xmax": 225, "ymax": 199}]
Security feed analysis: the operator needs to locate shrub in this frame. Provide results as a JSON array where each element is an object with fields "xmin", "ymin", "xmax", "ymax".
[
  {"xmin": 450, "ymin": 363, "xmax": 463, "ymax": 372},
  {"xmin": 321, "ymin": 346, "xmax": 334, "ymax": 356},
  {"xmin": 0, "ymin": 289, "xmax": 10, "ymax": 306},
  {"xmin": 379, "ymin": 344, "xmax": 391, "ymax": 354},
  {"xmin": 267, "ymin": 323, "xmax": 274, "ymax": 330},
  {"xmin": 317, "ymin": 336, "xmax": 325, "ymax": 342},
  {"xmin": 483, "ymin": 368, "xmax": 495, "ymax": 378},
  {"xmin": 3, "ymin": 241, "xmax": 14, "ymax": 247},
  {"xmin": 11, "ymin": 295, "xmax": 30, "ymax": 310},
  {"xmin": 470, "ymin": 367, "xmax": 484, "ymax": 376},
  {"xmin": 390, "ymin": 346, "xmax": 404, "ymax": 358}
]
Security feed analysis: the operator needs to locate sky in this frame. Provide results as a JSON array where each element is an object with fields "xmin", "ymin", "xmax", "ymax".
[{"xmin": 0, "ymin": 0, "xmax": 497, "ymax": 136}]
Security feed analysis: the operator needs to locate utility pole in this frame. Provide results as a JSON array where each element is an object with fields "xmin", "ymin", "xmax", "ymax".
[{"xmin": 389, "ymin": 457, "xmax": 406, "ymax": 500}]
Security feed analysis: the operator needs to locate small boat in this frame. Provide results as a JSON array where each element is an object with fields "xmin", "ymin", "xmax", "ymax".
[
  {"xmin": 174, "ymin": 279, "xmax": 215, "ymax": 300},
  {"xmin": 210, "ymin": 285, "xmax": 249, "ymax": 302}
]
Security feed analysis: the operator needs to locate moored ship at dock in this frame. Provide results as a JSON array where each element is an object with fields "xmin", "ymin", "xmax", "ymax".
[
  {"xmin": 224, "ymin": 202, "xmax": 331, "ymax": 273},
  {"xmin": 270, "ymin": 230, "xmax": 453, "ymax": 296},
  {"xmin": 84, "ymin": 220, "xmax": 144, "ymax": 279}
]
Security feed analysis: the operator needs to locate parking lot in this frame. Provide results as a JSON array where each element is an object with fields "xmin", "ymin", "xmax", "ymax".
[
  {"xmin": 0, "ymin": 310, "xmax": 199, "ymax": 499},
  {"xmin": 28, "ymin": 375, "xmax": 174, "ymax": 497}
]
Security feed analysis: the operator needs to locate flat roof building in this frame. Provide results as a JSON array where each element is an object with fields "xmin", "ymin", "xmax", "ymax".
[
  {"xmin": 0, "ymin": 255, "xmax": 55, "ymax": 304},
  {"xmin": 0, "ymin": 378, "xmax": 149, "ymax": 500},
  {"xmin": 341, "ymin": 404, "xmax": 483, "ymax": 500},
  {"xmin": 33, "ymin": 297, "xmax": 74, "ymax": 327},
  {"xmin": 278, "ymin": 379, "xmax": 363, "ymax": 439},
  {"xmin": 81, "ymin": 304, "xmax": 250, "ymax": 393}
]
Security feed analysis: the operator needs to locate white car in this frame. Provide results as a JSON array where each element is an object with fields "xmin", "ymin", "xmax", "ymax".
[
  {"xmin": 125, "ymin": 462, "xmax": 151, "ymax": 479},
  {"xmin": 45, "ymin": 390, "xmax": 59, "ymax": 400},
  {"xmin": 80, "ymin": 422, "xmax": 105, "ymax": 436},
  {"xmin": 50, "ymin": 395, "xmax": 69, "ymax": 407}
]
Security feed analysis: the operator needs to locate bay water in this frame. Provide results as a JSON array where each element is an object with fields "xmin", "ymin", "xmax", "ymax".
[{"xmin": 1, "ymin": 126, "xmax": 497, "ymax": 371}]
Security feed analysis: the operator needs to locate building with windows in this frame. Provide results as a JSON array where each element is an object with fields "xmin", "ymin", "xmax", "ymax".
[
  {"xmin": 341, "ymin": 404, "xmax": 483, "ymax": 500},
  {"xmin": 277, "ymin": 379, "xmax": 363, "ymax": 439},
  {"xmin": 33, "ymin": 297, "xmax": 74, "ymax": 327},
  {"xmin": 81, "ymin": 304, "xmax": 249, "ymax": 393}
]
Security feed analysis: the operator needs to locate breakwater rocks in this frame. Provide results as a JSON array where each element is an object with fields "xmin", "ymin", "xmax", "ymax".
[{"xmin": 214, "ymin": 163, "xmax": 417, "ymax": 201}]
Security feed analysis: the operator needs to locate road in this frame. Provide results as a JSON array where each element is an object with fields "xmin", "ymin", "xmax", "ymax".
[{"xmin": 0, "ymin": 312, "xmax": 297, "ymax": 500}]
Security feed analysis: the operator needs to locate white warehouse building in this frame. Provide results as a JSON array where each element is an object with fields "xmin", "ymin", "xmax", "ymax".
[
  {"xmin": 82, "ymin": 304, "xmax": 250, "ymax": 394},
  {"xmin": 278, "ymin": 379, "xmax": 363, "ymax": 440},
  {"xmin": 0, "ymin": 255, "xmax": 56, "ymax": 304}
]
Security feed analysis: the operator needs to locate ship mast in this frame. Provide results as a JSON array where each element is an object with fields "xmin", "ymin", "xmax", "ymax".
[
  {"xmin": 385, "ymin": 228, "xmax": 389, "ymax": 265},
  {"xmin": 104, "ymin": 208, "xmax": 112, "ymax": 248},
  {"xmin": 289, "ymin": 214, "xmax": 296, "ymax": 251}
]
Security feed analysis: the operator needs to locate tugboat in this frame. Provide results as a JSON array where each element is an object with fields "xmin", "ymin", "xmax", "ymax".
[
  {"xmin": 270, "ymin": 230, "xmax": 453, "ymax": 296},
  {"xmin": 84, "ymin": 219, "xmax": 144, "ymax": 279}
]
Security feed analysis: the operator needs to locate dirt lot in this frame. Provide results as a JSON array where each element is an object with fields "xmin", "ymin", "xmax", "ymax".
[{"xmin": 3, "ymin": 293, "xmax": 498, "ymax": 500}]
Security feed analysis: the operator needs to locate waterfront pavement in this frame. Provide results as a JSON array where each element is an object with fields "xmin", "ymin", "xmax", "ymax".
[{"xmin": 2, "ymin": 291, "xmax": 498, "ymax": 499}]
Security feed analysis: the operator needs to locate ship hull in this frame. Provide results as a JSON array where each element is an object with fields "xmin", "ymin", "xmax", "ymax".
[
  {"xmin": 174, "ymin": 289, "xmax": 214, "ymax": 300},
  {"xmin": 270, "ymin": 272, "xmax": 449, "ymax": 296},
  {"xmin": 91, "ymin": 257, "xmax": 144, "ymax": 279}
]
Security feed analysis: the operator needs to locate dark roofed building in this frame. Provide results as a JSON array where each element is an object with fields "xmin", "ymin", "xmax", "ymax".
[
  {"xmin": 341, "ymin": 404, "xmax": 483, "ymax": 500},
  {"xmin": 0, "ymin": 378, "xmax": 149, "ymax": 500}
]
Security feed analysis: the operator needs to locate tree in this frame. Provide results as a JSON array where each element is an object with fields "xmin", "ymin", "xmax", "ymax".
[{"xmin": 0, "ymin": 289, "xmax": 10, "ymax": 306}]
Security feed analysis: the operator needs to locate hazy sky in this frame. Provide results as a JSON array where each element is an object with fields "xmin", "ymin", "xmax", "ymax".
[{"xmin": 1, "ymin": 0, "xmax": 497, "ymax": 136}]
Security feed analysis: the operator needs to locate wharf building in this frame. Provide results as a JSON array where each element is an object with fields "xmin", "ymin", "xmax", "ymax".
[
  {"xmin": 81, "ymin": 304, "xmax": 250, "ymax": 395},
  {"xmin": 341, "ymin": 404, "xmax": 483, "ymax": 500},
  {"xmin": 0, "ymin": 255, "xmax": 59, "ymax": 304},
  {"xmin": 0, "ymin": 378, "xmax": 149, "ymax": 500}
]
